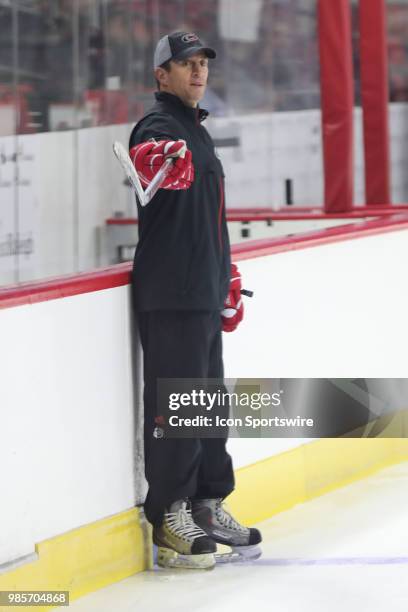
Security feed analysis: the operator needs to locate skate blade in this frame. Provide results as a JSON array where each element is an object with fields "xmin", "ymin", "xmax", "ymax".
[
  {"xmin": 215, "ymin": 544, "xmax": 262, "ymax": 564},
  {"xmin": 157, "ymin": 548, "xmax": 215, "ymax": 570}
]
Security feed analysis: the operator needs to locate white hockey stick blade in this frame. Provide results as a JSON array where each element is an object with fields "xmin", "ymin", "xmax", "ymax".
[
  {"xmin": 113, "ymin": 141, "xmax": 146, "ymax": 207},
  {"xmin": 144, "ymin": 157, "xmax": 174, "ymax": 204}
]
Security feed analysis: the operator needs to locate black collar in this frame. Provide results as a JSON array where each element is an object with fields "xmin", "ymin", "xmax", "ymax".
[{"xmin": 154, "ymin": 91, "xmax": 209, "ymax": 123}]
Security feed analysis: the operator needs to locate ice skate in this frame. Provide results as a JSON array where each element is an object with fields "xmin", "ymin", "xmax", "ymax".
[
  {"xmin": 192, "ymin": 498, "xmax": 262, "ymax": 563},
  {"xmin": 153, "ymin": 499, "xmax": 217, "ymax": 570}
]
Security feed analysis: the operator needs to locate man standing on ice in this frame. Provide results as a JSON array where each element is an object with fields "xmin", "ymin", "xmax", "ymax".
[{"xmin": 129, "ymin": 31, "xmax": 262, "ymax": 569}]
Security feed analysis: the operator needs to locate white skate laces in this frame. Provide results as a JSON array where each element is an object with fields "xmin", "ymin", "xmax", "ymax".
[
  {"xmin": 165, "ymin": 501, "xmax": 208, "ymax": 541},
  {"xmin": 215, "ymin": 500, "xmax": 249, "ymax": 533}
]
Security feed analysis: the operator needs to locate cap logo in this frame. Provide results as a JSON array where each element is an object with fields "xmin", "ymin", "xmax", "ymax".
[{"xmin": 181, "ymin": 33, "xmax": 199, "ymax": 43}]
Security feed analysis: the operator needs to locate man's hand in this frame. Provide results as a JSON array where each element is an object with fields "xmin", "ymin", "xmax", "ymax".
[
  {"xmin": 221, "ymin": 263, "xmax": 244, "ymax": 332},
  {"xmin": 130, "ymin": 139, "xmax": 194, "ymax": 190}
]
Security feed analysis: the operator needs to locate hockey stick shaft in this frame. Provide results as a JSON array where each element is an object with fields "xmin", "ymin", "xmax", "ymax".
[
  {"xmin": 143, "ymin": 140, "xmax": 186, "ymax": 203},
  {"xmin": 144, "ymin": 157, "xmax": 174, "ymax": 204}
]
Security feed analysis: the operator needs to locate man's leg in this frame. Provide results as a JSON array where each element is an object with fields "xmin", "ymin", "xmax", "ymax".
[
  {"xmin": 191, "ymin": 315, "xmax": 262, "ymax": 561},
  {"xmin": 195, "ymin": 311, "xmax": 235, "ymax": 500},
  {"xmin": 138, "ymin": 310, "xmax": 220, "ymax": 526}
]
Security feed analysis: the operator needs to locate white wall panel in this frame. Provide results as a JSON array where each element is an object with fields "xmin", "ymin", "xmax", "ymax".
[
  {"xmin": 0, "ymin": 286, "xmax": 139, "ymax": 566},
  {"xmin": 224, "ymin": 230, "xmax": 408, "ymax": 378}
]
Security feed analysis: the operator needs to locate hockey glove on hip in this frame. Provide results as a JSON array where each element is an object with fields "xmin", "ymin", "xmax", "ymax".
[{"xmin": 221, "ymin": 263, "xmax": 244, "ymax": 332}]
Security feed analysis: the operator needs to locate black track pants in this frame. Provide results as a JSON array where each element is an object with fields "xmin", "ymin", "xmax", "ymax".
[{"xmin": 137, "ymin": 311, "xmax": 235, "ymax": 527}]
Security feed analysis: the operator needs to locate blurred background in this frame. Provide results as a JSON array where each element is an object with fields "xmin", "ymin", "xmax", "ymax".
[
  {"xmin": 0, "ymin": 0, "xmax": 321, "ymax": 131},
  {"xmin": 1, "ymin": 0, "xmax": 408, "ymax": 285}
]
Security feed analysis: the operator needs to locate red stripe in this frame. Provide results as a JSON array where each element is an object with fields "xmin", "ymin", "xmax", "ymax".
[
  {"xmin": 225, "ymin": 209, "xmax": 400, "ymax": 222},
  {"xmin": 106, "ymin": 218, "xmax": 139, "ymax": 225},
  {"xmin": 218, "ymin": 177, "xmax": 225, "ymax": 253},
  {"xmin": 2, "ymin": 215, "xmax": 408, "ymax": 310},
  {"xmin": 228, "ymin": 207, "xmax": 323, "ymax": 213},
  {"xmin": 0, "ymin": 263, "xmax": 132, "ymax": 310},
  {"xmin": 106, "ymin": 206, "xmax": 408, "ymax": 226},
  {"xmin": 359, "ymin": 0, "xmax": 391, "ymax": 205},
  {"xmin": 318, "ymin": 0, "xmax": 354, "ymax": 212}
]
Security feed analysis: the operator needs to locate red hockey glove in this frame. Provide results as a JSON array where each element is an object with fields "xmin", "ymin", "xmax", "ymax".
[
  {"xmin": 221, "ymin": 263, "xmax": 244, "ymax": 332},
  {"xmin": 129, "ymin": 139, "xmax": 194, "ymax": 190}
]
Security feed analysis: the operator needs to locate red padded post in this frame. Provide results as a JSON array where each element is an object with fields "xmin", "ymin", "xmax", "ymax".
[
  {"xmin": 318, "ymin": 0, "xmax": 355, "ymax": 212},
  {"xmin": 359, "ymin": 0, "xmax": 391, "ymax": 206}
]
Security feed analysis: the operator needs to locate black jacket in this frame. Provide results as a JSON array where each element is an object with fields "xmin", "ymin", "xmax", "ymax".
[{"xmin": 129, "ymin": 92, "xmax": 231, "ymax": 311}]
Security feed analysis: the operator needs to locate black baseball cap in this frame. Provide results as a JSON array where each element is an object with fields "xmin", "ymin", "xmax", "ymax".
[{"xmin": 154, "ymin": 31, "xmax": 216, "ymax": 69}]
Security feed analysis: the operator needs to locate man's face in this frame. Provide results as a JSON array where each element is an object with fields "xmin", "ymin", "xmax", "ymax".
[{"xmin": 156, "ymin": 52, "xmax": 209, "ymax": 107}]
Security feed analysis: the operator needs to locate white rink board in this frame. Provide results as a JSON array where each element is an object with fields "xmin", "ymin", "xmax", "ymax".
[
  {"xmin": 224, "ymin": 229, "xmax": 408, "ymax": 378},
  {"xmin": 1, "ymin": 226, "xmax": 408, "ymax": 566},
  {"xmin": 0, "ymin": 287, "xmax": 139, "ymax": 566}
]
